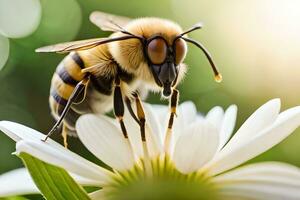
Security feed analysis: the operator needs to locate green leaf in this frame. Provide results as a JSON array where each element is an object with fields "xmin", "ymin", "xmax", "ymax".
[{"xmin": 18, "ymin": 153, "xmax": 91, "ymax": 200}]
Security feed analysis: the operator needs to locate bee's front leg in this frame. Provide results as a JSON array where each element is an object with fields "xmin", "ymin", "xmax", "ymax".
[
  {"xmin": 167, "ymin": 89, "xmax": 179, "ymax": 130},
  {"xmin": 132, "ymin": 92, "xmax": 146, "ymax": 142},
  {"xmin": 113, "ymin": 77, "xmax": 128, "ymax": 139},
  {"xmin": 164, "ymin": 89, "xmax": 179, "ymax": 153},
  {"xmin": 125, "ymin": 97, "xmax": 140, "ymax": 125},
  {"xmin": 114, "ymin": 80, "xmax": 146, "ymax": 143}
]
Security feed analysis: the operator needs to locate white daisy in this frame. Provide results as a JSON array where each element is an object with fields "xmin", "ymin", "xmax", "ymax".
[{"xmin": 0, "ymin": 99, "xmax": 300, "ymax": 199}]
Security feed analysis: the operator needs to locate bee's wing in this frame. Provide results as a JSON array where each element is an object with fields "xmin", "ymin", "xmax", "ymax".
[
  {"xmin": 35, "ymin": 38, "xmax": 107, "ymax": 53},
  {"xmin": 90, "ymin": 11, "xmax": 131, "ymax": 32}
]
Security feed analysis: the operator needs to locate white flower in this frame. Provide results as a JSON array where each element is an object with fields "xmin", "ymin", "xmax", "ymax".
[{"xmin": 0, "ymin": 99, "xmax": 300, "ymax": 199}]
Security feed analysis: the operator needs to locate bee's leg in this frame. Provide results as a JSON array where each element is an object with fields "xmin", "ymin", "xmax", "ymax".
[
  {"xmin": 125, "ymin": 97, "xmax": 140, "ymax": 124},
  {"xmin": 167, "ymin": 89, "xmax": 179, "ymax": 131},
  {"xmin": 62, "ymin": 124, "xmax": 68, "ymax": 148},
  {"xmin": 132, "ymin": 92, "xmax": 146, "ymax": 142},
  {"xmin": 164, "ymin": 89, "xmax": 179, "ymax": 153},
  {"xmin": 114, "ymin": 78, "xmax": 128, "ymax": 139},
  {"xmin": 132, "ymin": 92, "xmax": 153, "ymax": 175},
  {"xmin": 43, "ymin": 76, "xmax": 90, "ymax": 142}
]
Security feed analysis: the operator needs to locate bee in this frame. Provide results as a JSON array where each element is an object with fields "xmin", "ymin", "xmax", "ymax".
[{"xmin": 36, "ymin": 11, "xmax": 222, "ymax": 147}]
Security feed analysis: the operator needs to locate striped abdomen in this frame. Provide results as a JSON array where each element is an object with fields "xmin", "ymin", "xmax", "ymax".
[
  {"xmin": 49, "ymin": 43, "xmax": 121, "ymax": 135},
  {"xmin": 49, "ymin": 46, "xmax": 138, "ymax": 136},
  {"xmin": 49, "ymin": 52, "xmax": 86, "ymax": 134}
]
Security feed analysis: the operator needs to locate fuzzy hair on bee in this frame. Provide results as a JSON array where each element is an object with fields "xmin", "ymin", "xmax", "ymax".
[
  {"xmin": 36, "ymin": 11, "xmax": 222, "ymax": 147},
  {"xmin": 109, "ymin": 17, "xmax": 188, "ymax": 92}
]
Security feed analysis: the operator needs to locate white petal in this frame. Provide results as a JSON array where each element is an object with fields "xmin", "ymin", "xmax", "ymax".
[
  {"xmin": 150, "ymin": 104, "xmax": 168, "ymax": 125},
  {"xmin": 215, "ymin": 162, "xmax": 300, "ymax": 200},
  {"xmin": 169, "ymin": 111, "xmax": 184, "ymax": 153},
  {"xmin": 217, "ymin": 162, "xmax": 300, "ymax": 199},
  {"xmin": 76, "ymin": 114, "xmax": 135, "ymax": 171},
  {"xmin": 123, "ymin": 104, "xmax": 144, "ymax": 160},
  {"xmin": 144, "ymin": 104, "xmax": 163, "ymax": 157},
  {"xmin": 0, "ymin": 120, "xmax": 62, "ymax": 148},
  {"xmin": 151, "ymin": 104, "xmax": 170, "ymax": 145},
  {"xmin": 207, "ymin": 105, "xmax": 300, "ymax": 175},
  {"xmin": 214, "ymin": 162, "xmax": 300, "ymax": 184},
  {"xmin": 218, "ymin": 105, "xmax": 237, "ymax": 150},
  {"xmin": 16, "ymin": 140, "xmax": 112, "ymax": 185},
  {"xmin": 173, "ymin": 121, "xmax": 219, "ymax": 174},
  {"xmin": 124, "ymin": 102, "xmax": 164, "ymax": 159},
  {"xmin": 205, "ymin": 106, "xmax": 224, "ymax": 130},
  {"xmin": 222, "ymin": 99, "xmax": 280, "ymax": 152},
  {"xmin": 178, "ymin": 101, "xmax": 198, "ymax": 128},
  {"xmin": 0, "ymin": 120, "xmax": 112, "ymax": 184},
  {"xmin": 151, "ymin": 101, "xmax": 197, "ymax": 149},
  {"xmin": 196, "ymin": 114, "xmax": 205, "ymax": 122},
  {"xmin": 167, "ymin": 101, "xmax": 198, "ymax": 154},
  {"xmin": 0, "ymin": 168, "xmax": 39, "ymax": 197},
  {"xmin": 123, "ymin": 99, "xmax": 174, "ymax": 159}
]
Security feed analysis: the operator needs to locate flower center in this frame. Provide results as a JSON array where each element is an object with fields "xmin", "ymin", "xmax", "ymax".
[{"xmin": 104, "ymin": 156, "xmax": 219, "ymax": 200}]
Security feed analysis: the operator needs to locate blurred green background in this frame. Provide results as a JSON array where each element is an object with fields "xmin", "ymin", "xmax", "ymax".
[{"xmin": 0, "ymin": 0, "xmax": 300, "ymax": 184}]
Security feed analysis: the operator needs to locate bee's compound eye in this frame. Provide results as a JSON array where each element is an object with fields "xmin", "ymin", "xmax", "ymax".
[
  {"xmin": 174, "ymin": 38, "xmax": 187, "ymax": 65},
  {"xmin": 147, "ymin": 38, "xmax": 167, "ymax": 65}
]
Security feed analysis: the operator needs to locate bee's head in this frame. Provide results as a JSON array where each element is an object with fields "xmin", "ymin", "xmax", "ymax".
[
  {"xmin": 143, "ymin": 34, "xmax": 187, "ymax": 97},
  {"xmin": 109, "ymin": 18, "xmax": 187, "ymax": 97},
  {"xmin": 109, "ymin": 18, "xmax": 221, "ymax": 97}
]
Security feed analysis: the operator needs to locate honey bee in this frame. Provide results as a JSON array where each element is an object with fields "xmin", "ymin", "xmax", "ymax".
[{"xmin": 36, "ymin": 11, "xmax": 222, "ymax": 147}]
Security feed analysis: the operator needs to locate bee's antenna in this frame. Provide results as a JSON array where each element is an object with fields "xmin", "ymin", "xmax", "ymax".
[
  {"xmin": 179, "ymin": 22, "xmax": 203, "ymax": 37},
  {"xmin": 181, "ymin": 37, "xmax": 222, "ymax": 82},
  {"xmin": 109, "ymin": 20, "xmax": 144, "ymax": 40}
]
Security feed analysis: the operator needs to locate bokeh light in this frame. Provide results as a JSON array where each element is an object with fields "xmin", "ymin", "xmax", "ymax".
[
  {"xmin": 210, "ymin": 0, "xmax": 300, "ymax": 103},
  {"xmin": 172, "ymin": 0, "xmax": 300, "ymax": 106},
  {"xmin": 34, "ymin": 0, "xmax": 82, "ymax": 44},
  {"xmin": 0, "ymin": 0, "xmax": 41, "ymax": 38}
]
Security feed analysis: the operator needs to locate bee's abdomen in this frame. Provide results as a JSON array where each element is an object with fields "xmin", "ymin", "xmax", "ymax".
[
  {"xmin": 56, "ymin": 52, "xmax": 85, "ymax": 86},
  {"xmin": 49, "ymin": 52, "xmax": 86, "ymax": 133}
]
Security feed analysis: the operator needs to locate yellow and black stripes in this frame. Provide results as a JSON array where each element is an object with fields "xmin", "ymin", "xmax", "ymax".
[
  {"xmin": 51, "ymin": 52, "xmax": 85, "ymax": 105},
  {"xmin": 49, "ymin": 47, "xmax": 137, "ymax": 138},
  {"xmin": 50, "ymin": 89, "xmax": 68, "ymax": 107},
  {"xmin": 51, "ymin": 73, "xmax": 75, "ymax": 100},
  {"xmin": 59, "ymin": 52, "xmax": 85, "ymax": 83},
  {"xmin": 71, "ymin": 52, "xmax": 85, "ymax": 69},
  {"xmin": 49, "ymin": 52, "xmax": 87, "ymax": 133},
  {"xmin": 56, "ymin": 65, "xmax": 79, "ymax": 86}
]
